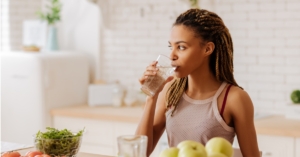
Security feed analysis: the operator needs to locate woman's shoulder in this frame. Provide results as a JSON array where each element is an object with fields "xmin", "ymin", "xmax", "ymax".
[
  {"xmin": 226, "ymin": 84, "xmax": 254, "ymax": 116},
  {"xmin": 227, "ymin": 85, "xmax": 250, "ymax": 100}
]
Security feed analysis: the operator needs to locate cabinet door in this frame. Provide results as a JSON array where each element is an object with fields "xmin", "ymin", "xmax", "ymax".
[
  {"xmin": 53, "ymin": 116, "xmax": 115, "ymax": 156},
  {"xmin": 296, "ymin": 138, "xmax": 300, "ymax": 157},
  {"xmin": 114, "ymin": 122, "xmax": 138, "ymax": 137},
  {"xmin": 257, "ymin": 135, "xmax": 294, "ymax": 157}
]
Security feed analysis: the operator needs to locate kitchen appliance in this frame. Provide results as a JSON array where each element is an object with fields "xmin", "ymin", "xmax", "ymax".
[
  {"xmin": 88, "ymin": 84, "xmax": 117, "ymax": 106},
  {"xmin": 1, "ymin": 51, "xmax": 89, "ymax": 145}
]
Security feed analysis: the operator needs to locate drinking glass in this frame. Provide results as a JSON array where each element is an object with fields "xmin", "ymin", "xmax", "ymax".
[
  {"xmin": 117, "ymin": 135, "xmax": 148, "ymax": 157},
  {"xmin": 141, "ymin": 54, "xmax": 174, "ymax": 96}
]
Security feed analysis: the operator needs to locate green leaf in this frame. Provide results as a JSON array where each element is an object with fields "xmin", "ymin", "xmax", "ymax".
[
  {"xmin": 34, "ymin": 127, "xmax": 84, "ymax": 156},
  {"xmin": 36, "ymin": 0, "xmax": 61, "ymax": 25}
]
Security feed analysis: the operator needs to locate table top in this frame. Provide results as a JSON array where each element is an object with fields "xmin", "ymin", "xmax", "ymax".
[{"xmin": 12, "ymin": 147, "xmax": 114, "ymax": 157}]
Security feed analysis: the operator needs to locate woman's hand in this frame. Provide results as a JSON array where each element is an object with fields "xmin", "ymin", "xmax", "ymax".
[
  {"xmin": 139, "ymin": 61, "xmax": 174, "ymax": 98},
  {"xmin": 139, "ymin": 61, "xmax": 158, "ymax": 85}
]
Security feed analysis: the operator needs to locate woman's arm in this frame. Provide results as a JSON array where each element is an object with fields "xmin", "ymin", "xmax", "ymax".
[
  {"xmin": 135, "ymin": 94, "xmax": 160, "ymax": 156},
  {"xmin": 135, "ymin": 81, "xmax": 172, "ymax": 156},
  {"xmin": 230, "ymin": 89, "xmax": 260, "ymax": 157},
  {"xmin": 135, "ymin": 61, "xmax": 174, "ymax": 156}
]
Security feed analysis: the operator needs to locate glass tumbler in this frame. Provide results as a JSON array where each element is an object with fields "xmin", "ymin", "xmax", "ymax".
[
  {"xmin": 117, "ymin": 135, "xmax": 148, "ymax": 157},
  {"xmin": 141, "ymin": 54, "xmax": 174, "ymax": 96}
]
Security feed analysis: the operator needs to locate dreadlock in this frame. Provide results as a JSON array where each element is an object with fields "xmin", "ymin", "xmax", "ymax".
[{"xmin": 166, "ymin": 9, "xmax": 241, "ymax": 116}]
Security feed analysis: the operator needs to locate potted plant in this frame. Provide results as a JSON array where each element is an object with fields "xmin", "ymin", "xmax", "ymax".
[
  {"xmin": 286, "ymin": 89, "xmax": 300, "ymax": 120},
  {"xmin": 291, "ymin": 90, "xmax": 300, "ymax": 104},
  {"xmin": 189, "ymin": 0, "xmax": 200, "ymax": 9},
  {"xmin": 36, "ymin": 0, "xmax": 62, "ymax": 51}
]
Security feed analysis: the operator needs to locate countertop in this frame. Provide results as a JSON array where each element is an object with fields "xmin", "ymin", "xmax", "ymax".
[
  {"xmin": 254, "ymin": 115, "xmax": 300, "ymax": 137},
  {"xmin": 51, "ymin": 105, "xmax": 300, "ymax": 137},
  {"xmin": 51, "ymin": 105, "xmax": 143, "ymax": 123}
]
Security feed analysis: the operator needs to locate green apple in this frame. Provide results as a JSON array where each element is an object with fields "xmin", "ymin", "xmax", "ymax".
[
  {"xmin": 159, "ymin": 147, "xmax": 179, "ymax": 157},
  {"xmin": 205, "ymin": 137, "xmax": 233, "ymax": 157},
  {"xmin": 177, "ymin": 140, "xmax": 207, "ymax": 157},
  {"xmin": 207, "ymin": 152, "xmax": 228, "ymax": 157}
]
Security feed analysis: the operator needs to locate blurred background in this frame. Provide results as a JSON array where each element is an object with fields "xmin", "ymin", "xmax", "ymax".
[
  {"xmin": 1, "ymin": 0, "xmax": 300, "ymax": 113},
  {"xmin": 0, "ymin": 0, "xmax": 300, "ymax": 156}
]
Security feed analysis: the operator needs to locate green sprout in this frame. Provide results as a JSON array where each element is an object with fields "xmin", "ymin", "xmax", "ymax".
[{"xmin": 34, "ymin": 127, "xmax": 84, "ymax": 157}]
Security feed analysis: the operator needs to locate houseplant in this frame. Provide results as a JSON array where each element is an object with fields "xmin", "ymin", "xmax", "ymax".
[
  {"xmin": 291, "ymin": 90, "xmax": 300, "ymax": 104},
  {"xmin": 189, "ymin": 0, "xmax": 200, "ymax": 9},
  {"xmin": 36, "ymin": 0, "xmax": 62, "ymax": 51}
]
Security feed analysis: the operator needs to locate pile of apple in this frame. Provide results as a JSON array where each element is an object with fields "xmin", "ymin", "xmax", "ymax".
[
  {"xmin": 1, "ymin": 150, "xmax": 50, "ymax": 157},
  {"xmin": 159, "ymin": 137, "xmax": 233, "ymax": 157}
]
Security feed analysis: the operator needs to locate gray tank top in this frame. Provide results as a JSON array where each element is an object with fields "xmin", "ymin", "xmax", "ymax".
[{"xmin": 165, "ymin": 82, "xmax": 235, "ymax": 147}]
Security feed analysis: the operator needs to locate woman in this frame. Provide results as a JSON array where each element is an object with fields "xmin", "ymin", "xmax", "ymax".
[{"xmin": 136, "ymin": 8, "xmax": 260, "ymax": 157}]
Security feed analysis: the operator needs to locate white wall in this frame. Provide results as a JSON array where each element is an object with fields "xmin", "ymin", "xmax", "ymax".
[
  {"xmin": 99, "ymin": 0, "xmax": 213, "ymax": 87},
  {"xmin": 58, "ymin": 0, "xmax": 100, "ymax": 82},
  {"xmin": 5, "ymin": 0, "xmax": 300, "ymax": 114},
  {"xmin": 8, "ymin": 0, "xmax": 42, "ymax": 50},
  {"xmin": 99, "ymin": 0, "xmax": 300, "ymax": 114},
  {"xmin": 6, "ymin": 0, "xmax": 101, "ymax": 82},
  {"xmin": 213, "ymin": 0, "xmax": 300, "ymax": 114},
  {"xmin": 0, "ymin": 0, "xmax": 10, "ymax": 51}
]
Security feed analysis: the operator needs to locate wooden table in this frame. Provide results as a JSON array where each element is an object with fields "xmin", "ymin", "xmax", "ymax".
[{"xmin": 17, "ymin": 147, "xmax": 114, "ymax": 157}]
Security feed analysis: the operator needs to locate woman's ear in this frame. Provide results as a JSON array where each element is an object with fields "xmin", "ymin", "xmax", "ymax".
[{"xmin": 205, "ymin": 42, "xmax": 215, "ymax": 56}]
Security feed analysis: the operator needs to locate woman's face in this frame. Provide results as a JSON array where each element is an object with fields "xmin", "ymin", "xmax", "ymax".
[{"xmin": 169, "ymin": 24, "xmax": 210, "ymax": 78}]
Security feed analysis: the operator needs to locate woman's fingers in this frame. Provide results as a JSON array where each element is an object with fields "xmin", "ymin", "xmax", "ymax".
[
  {"xmin": 139, "ymin": 61, "xmax": 159, "ymax": 85},
  {"xmin": 139, "ymin": 76, "xmax": 148, "ymax": 84},
  {"xmin": 150, "ymin": 61, "xmax": 158, "ymax": 66},
  {"xmin": 139, "ymin": 71, "xmax": 157, "ymax": 84},
  {"xmin": 146, "ymin": 62, "xmax": 158, "ymax": 71}
]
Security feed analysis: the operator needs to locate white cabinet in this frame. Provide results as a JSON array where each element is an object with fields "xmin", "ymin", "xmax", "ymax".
[
  {"xmin": 53, "ymin": 116, "xmax": 116, "ymax": 156},
  {"xmin": 233, "ymin": 135, "xmax": 295, "ymax": 157},
  {"xmin": 296, "ymin": 138, "xmax": 300, "ymax": 157},
  {"xmin": 1, "ymin": 52, "xmax": 89, "ymax": 145},
  {"xmin": 257, "ymin": 135, "xmax": 294, "ymax": 157},
  {"xmin": 52, "ymin": 115, "xmax": 161, "ymax": 157}
]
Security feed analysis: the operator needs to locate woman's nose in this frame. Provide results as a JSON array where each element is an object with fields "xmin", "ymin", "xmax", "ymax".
[{"xmin": 169, "ymin": 52, "xmax": 177, "ymax": 61}]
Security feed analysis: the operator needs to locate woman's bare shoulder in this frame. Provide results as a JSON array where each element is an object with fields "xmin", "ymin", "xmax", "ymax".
[
  {"xmin": 226, "ymin": 85, "xmax": 254, "ymax": 117},
  {"xmin": 228, "ymin": 85, "xmax": 251, "ymax": 101}
]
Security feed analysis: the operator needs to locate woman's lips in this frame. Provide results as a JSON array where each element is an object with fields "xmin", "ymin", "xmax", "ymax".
[
  {"xmin": 171, "ymin": 63, "xmax": 179, "ymax": 71},
  {"xmin": 172, "ymin": 66, "xmax": 179, "ymax": 71}
]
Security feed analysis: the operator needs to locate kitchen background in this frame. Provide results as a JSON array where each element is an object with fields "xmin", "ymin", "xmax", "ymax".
[
  {"xmin": 0, "ymin": 0, "xmax": 300, "ymax": 157},
  {"xmin": 2, "ymin": 0, "xmax": 300, "ymax": 114}
]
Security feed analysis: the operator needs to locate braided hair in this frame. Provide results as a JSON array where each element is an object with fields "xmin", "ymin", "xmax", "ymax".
[{"xmin": 166, "ymin": 9, "xmax": 241, "ymax": 116}]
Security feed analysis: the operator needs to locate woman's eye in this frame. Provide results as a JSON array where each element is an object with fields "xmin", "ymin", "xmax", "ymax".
[
  {"xmin": 178, "ymin": 46, "xmax": 185, "ymax": 50},
  {"xmin": 168, "ymin": 45, "xmax": 173, "ymax": 50}
]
